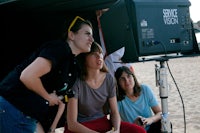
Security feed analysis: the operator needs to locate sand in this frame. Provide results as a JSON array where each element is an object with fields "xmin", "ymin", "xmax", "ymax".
[{"xmin": 55, "ymin": 56, "xmax": 200, "ymax": 133}]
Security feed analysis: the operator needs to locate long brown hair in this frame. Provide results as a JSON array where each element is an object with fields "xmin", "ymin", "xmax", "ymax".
[
  {"xmin": 115, "ymin": 66, "xmax": 142, "ymax": 101},
  {"xmin": 77, "ymin": 41, "xmax": 108, "ymax": 80}
]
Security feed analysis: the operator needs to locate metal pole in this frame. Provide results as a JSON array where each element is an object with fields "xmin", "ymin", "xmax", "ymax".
[{"xmin": 155, "ymin": 60, "xmax": 172, "ymax": 133}]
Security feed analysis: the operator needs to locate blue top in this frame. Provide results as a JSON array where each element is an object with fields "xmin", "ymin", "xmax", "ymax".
[{"xmin": 117, "ymin": 84, "xmax": 158, "ymax": 130}]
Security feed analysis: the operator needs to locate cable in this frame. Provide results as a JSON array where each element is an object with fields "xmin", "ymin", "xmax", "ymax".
[{"xmin": 166, "ymin": 61, "xmax": 186, "ymax": 133}]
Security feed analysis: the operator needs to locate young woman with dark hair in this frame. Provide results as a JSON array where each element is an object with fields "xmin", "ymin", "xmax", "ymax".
[{"xmin": 115, "ymin": 66, "xmax": 162, "ymax": 133}]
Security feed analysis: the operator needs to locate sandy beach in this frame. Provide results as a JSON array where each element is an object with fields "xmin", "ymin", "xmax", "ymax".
[{"xmin": 55, "ymin": 56, "xmax": 200, "ymax": 133}]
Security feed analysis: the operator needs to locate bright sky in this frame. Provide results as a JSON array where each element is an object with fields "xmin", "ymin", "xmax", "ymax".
[
  {"xmin": 189, "ymin": 0, "xmax": 200, "ymax": 42},
  {"xmin": 189, "ymin": 0, "xmax": 200, "ymax": 22}
]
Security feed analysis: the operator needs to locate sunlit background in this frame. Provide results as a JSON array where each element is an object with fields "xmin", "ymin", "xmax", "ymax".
[
  {"xmin": 189, "ymin": 0, "xmax": 200, "ymax": 22},
  {"xmin": 190, "ymin": 0, "xmax": 200, "ymax": 43}
]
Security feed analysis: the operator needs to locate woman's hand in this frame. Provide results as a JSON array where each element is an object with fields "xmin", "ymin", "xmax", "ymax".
[
  {"xmin": 134, "ymin": 116, "xmax": 149, "ymax": 128},
  {"xmin": 141, "ymin": 117, "xmax": 154, "ymax": 126},
  {"xmin": 134, "ymin": 116, "xmax": 144, "ymax": 126},
  {"xmin": 48, "ymin": 90, "xmax": 60, "ymax": 106}
]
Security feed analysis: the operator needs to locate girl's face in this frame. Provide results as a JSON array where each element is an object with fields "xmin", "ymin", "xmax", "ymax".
[
  {"xmin": 118, "ymin": 72, "xmax": 135, "ymax": 91},
  {"xmin": 86, "ymin": 52, "xmax": 103, "ymax": 70},
  {"xmin": 72, "ymin": 24, "xmax": 94, "ymax": 54}
]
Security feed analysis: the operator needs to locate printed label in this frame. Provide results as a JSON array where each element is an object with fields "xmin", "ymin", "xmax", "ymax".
[{"xmin": 163, "ymin": 9, "xmax": 178, "ymax": 25}]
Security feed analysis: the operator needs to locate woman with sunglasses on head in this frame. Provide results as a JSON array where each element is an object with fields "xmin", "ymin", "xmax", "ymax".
[
  {"xmin": 64, "ymin": 42, "xmax": 146, "ymax": 133},
  {"xmin": 0, "ymin": 16, "xmax": 94, "ymax": 133},
  {"xmin": 115, "ymin": 66, "xmax": 162, "ymax": 133}
]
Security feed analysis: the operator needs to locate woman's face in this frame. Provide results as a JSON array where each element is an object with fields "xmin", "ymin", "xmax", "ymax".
[
  {"xmin": 118, "ymin": 71, "xmax": 135, "ymax": 91},
  {"xmin": 86, "ymin": 52, "xmax": 104, "ymax": 70},
  {"xmin": 72, "ymin": 24, "xmax": 94, "ymax": 54}
]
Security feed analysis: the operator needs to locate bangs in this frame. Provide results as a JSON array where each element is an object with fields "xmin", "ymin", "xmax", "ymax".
[{"xmin": 90, "ymin": 42, "xmax": 103, "ymax": 53}]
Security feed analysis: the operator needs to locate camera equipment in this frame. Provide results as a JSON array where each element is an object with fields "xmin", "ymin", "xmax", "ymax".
[
  {"xmin": 155, "ymin": 59, "xmax": 172, "ymax": 133},
  {"xmin": 100, "ymin": 0, "xmax": 200, "ymax": 62},
  {"xmin": 100, "ymin": 0, "xmax": 200, "ymax": 132}
]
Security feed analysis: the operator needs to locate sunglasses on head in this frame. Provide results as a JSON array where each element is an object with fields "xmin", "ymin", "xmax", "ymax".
[{"xmin": 68, "ymin": 16, "xmax": 85, "ymax": 33}]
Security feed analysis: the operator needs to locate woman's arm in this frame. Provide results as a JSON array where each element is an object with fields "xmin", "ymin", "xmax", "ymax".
[
  {"xmin": 48, "ymin": 100, "xmax": 65, "ymax": 133},
  {"xmin": 67, "ymin": 98, "xmax": 99, "ymax": 133},
  {"xmin": 142, "ymin": 85, "xmax": 162, "ymax": 125},
  {"xmin": 36, "ymin": 93, "xmax": 65, "ymax": 133},
  {"xmin": 108, "ymin": 96, "xmax": 121, "ymax": 133},
  {"xmin": 20, "ymin": 57, "xmax": 60, "ymax": 106},
  {"xmin": 151, "ymin": 105, "xmax": 162, "ymax": 122},
  {"xmin": 142, "ymin": 105, "xmax": 162, "ymax": 125}
]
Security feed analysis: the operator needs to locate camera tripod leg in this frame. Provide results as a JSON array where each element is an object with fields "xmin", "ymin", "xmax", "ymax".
[{"xmin": 155, "ymin": 60, "xmax": 172, "ymax": 133}]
